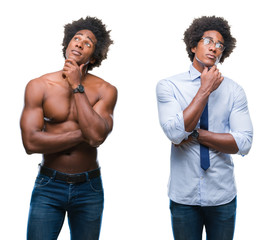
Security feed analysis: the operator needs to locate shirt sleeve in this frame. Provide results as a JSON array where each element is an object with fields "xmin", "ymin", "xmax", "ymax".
[
  {"xmin": 156, "ymin": 79, "xmax": 191, "ymax": 144},
  {"xmin": 229, "ymin": 85, "xmax": 253, "ymax": 156}
]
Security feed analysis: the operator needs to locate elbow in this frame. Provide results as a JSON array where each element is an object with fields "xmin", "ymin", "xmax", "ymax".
[
  {"xmin": 238, "ymin": 145, "xmax": 252, "ymax": 156},
  {"xmin": 160, "ymin": 113, "xmax": 188, "ymax": 144},
  {"xmin": 21, "ymin": 131, "xmax": 41, "ymax": 155},
  {"xmin": 162, "ymin": 122, "xmax": 187, "ymax": 144},
  {"xmin": 23, "ymin": 142, "xmax": 35, "ymax": 155},
  {"xmin": 22, "ymin": 134, "xmax": 40, "ymax": 154},
  {"xmin": 86, "ymin": 133, "xmax": 107, "ymax": 148},
  {"xmin": 88, "ymin": 137, "xmax": 105, "ymax": 148},
  {"xmin": 237, "ymin": 140, "xmax": 253, "ymax": 156},
  {"xmin": 86, "ymin": 123, "xmax": 111, "ymax": 147},
  {"xmin": 25, "ymin": 149, "xmax": 34, "ymax": 155},
  {"xmin": 231, "ymin": 131, "xmax": 253, "ymax": 156}
]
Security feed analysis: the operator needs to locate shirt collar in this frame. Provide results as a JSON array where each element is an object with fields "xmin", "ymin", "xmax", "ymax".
[{"xmin": 189, "ymin": 64, "xmax": 201, "ymax": 80}]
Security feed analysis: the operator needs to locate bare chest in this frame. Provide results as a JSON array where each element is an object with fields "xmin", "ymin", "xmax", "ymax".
[{"xmin": 42, "ymin": 82, "xmax": 99, "ymax": 123}]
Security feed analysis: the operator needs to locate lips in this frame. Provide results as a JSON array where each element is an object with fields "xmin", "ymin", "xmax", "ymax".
[
  {"xmin": 206, "ymin": 54, "xmax": 216, "ymax": 60},
  {"xmin": 71, "ymin": 50, "xmax": 82, "ymax": 56}
]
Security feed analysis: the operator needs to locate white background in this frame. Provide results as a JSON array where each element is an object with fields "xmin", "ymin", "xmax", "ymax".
[{"xmin": 1, "ymin": 0, "xmax": 271, "ymax": 239}]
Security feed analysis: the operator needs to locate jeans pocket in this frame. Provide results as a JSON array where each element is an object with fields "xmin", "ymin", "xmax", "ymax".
[
  {"xmin": 34, "ymin": 175, "xmax": 52, "ymax": 188},
  {"xmin": 89, "ymin": 177, "xmax": 103, "ymax": 193}
]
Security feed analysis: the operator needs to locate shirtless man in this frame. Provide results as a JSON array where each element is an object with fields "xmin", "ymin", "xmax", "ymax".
[{"xmin": 20, "ymin": 17, "xmax": 117, "ymax": 240}]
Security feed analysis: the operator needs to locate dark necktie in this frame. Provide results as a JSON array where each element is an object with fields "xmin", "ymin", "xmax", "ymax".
[{"xmin": 200, "ymin": 103, "xmax": 210, "ymax": 170}]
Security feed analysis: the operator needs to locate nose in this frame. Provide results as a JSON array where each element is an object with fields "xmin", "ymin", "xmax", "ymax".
[
  {"xmin": 209, "ymin": 44, "xmax": 216, "ymax": 52},
  {"xmin": 75, "ymin": 41, "xmax": 83, "ymax": 49}
]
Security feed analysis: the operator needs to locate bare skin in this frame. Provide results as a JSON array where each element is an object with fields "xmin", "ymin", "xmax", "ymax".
[
  {"xmin": 20, "ymin": 29, "xmax": 117, "ymax": 173},
  {"xmin": 175, "ymin": 30, "xmax": 238, "ymax": 154}
]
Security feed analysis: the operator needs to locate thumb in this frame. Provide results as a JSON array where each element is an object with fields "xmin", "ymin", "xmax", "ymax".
[
  {"xmin": 79, "ymin": 63, "xmax": 85, "ymax": 72},
  {"xmin": 203, "ymin": 66, "xmax": 208, "ymax": 73}
]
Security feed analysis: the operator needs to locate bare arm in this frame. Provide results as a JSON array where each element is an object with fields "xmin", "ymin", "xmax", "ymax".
[
  {"xmin": 20, "ymin": 79, "xmax": 84, "ymax": 154},
  {"xmin": 73, "ymin": 84, "xmax": 117, "ymax": 147},
  {"xmin": 198, "ymin": 129, "xmax": 238, "ymax": 154},
  {"xmin": 63, "ymin": 59, "xmax": 118, "ymax": 147},
  {"xmin": 175, "ymin": 66, "xmax": 238, "ymax": 153},
  {"xmin": 175, "ymin": 130, "xmax": 238, "ymax": 154},
  {"xmin": 191, "ymin": 85, "xmax": 253, "ymax": 155},
  {"xmin": 176, "ymin": 66, "xmax": 249, "ymax": 154}
]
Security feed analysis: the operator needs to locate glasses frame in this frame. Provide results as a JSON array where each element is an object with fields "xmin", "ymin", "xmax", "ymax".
[{"xmin": 201, "ymin": 37, "xmax": 226, "ymax": 52}]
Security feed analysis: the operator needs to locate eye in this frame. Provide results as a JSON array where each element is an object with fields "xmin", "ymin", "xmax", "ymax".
[
  {"xmin": 86, "ymin": 42, "xmax": 91, "ymax": 47},
  {"xmin": 203, "ymin": 38, "xmax": 211, "ymax": 45},
  {"xmin": 216, "ymin": 43, "xmax": 223, "ymax": 49},
  {"xmin": 74, "ymin": 37, "xmax": 79, "ymax": 41}
]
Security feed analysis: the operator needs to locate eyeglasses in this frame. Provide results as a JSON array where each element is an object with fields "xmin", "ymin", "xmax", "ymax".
[{"xmin": 201, "ymin": 37, "xmax": 226, "ymax": 52}]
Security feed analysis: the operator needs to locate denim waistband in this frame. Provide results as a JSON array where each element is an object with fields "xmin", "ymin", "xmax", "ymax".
[{"xmin": 39, "ymin": 165, "xmax": 101, "ymax": 184}]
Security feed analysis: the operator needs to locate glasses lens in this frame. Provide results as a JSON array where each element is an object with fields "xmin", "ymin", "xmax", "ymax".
[
  {"xmin": 215, "ymin": 43, "xmax": 224, "ymax": 51},
  {"xmin": 203, "ymin": 38, "xmax": 211, "ymax": 45},
  {"xmin": 202, "ymin": 38, "xmax": 225, "ymax": 52}
]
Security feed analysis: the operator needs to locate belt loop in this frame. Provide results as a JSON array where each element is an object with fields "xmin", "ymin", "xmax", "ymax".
[
  {"xmin": 85, "ymin": 172, "xmax": 89, "ymax": 181},
  {"xmin": 52, "ymin": 169, "xmax": 57, "ymax": 180},
  {"xmin": 38, "ymin": 163, "xmax": 42, "ymax": 174}
]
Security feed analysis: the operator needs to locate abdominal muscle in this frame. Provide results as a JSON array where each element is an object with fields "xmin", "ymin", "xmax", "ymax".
[{"xmin": 41, "ymin": 119, "xmax": 99, "ymax": 174}]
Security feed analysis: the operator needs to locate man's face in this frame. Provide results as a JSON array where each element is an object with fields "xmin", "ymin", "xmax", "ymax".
[
  {"xmin": 191, "ymin": 30, "xmax": 224, "ymax": 71},
  {"xmin": 65, "ymin": 29, "xmax": 97, "ymax": 66}
]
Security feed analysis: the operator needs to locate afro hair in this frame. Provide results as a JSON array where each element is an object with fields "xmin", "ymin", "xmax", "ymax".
[
  {"xmin": 183, "ymin": 16, "xmax": 236, "ymax": 63},
  {"xmin": 62, "ymin": 16, "xmax": 113, "ymax": 71}
]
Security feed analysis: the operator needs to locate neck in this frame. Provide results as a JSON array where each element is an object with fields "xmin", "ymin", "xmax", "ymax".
[{"xmin": 192, "ymin": 57, "xmax": 205, "ymax": 73}]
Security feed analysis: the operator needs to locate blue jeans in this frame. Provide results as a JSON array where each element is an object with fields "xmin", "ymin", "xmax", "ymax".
[
  {"xmin": 170, "ymin": 197, "xmax": 237, "ymax": 240},
  {"xmin": 27, "ymin": 168, "xmax": 104, "ymax": 240}
]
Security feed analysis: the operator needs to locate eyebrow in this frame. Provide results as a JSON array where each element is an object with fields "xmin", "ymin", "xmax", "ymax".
[{"xmin": 75, "ymin": 33, "xmax": 95, "ymax": 45}]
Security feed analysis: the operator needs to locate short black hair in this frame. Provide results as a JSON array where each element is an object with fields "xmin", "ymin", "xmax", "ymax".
[
  {"xmin": 62, "ymin": 16, "xmax": 113, "ymax": 71},
  {"xmin": 183, "ymin": 16, "xmax": 236, "ymax": 63}
]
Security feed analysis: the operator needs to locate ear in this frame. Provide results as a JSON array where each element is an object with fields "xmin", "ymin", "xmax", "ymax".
[
  {"xmin": 191, "ymin": 47, "xmax": 196, "ymax": 53},
  {"xmin": 89, "ymin": 57, "xmax": 96, "ymax": 64}
]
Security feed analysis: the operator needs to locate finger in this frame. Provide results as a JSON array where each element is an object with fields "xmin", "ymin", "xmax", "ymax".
[
  {"xmin": 63, "ymin": 62, "xmax": 73, "ymax": 69},
  {"xmin": 65, "ymin": 58, "xmax": 77, "ymax": 66},
  {"xmin": 62, "ymin": 66, "xmax": 70, "ymax": 72},
  {"xmin": 64, "ymin": 61, "xmax": 77, "ymax": 69},
  {"xmin": 209, "ymin": 65, "xmax": 217, "ymax": 72},
  {"xmin": 64, "ymin": 60, "xmax": 73, "ymax": 65},
  {"xmin": 213, "ymin": 67, "xmax": 218, "ymax": 73},
  {"xmin": 203, "ymin": 66, "xmax": 208, "ymax": 74},
  {"xmin": 79, "ymin": 63, "xmax": 85, "ymax": 73}
]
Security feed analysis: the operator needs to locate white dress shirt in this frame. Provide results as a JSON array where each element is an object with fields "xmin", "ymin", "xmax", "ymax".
[{"xmin": 156, "ymin": 64, "xmax": 253, "ymax": 206}]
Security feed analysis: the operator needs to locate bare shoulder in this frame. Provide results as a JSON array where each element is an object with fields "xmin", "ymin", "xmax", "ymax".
[
  {"xmin": 26, "ymin": 71, "xmax": 60, "ymax": 89},
  {"xmin": 25, "ymin": 76, "xmax": 46, "ymax": 99},
  {"xmin": 85, "ymin": 73, "xmax": 118, "ymax": 97},
  {"xmin": 24, "ymin": 71, "xmax": 62, "ymax": 104}
]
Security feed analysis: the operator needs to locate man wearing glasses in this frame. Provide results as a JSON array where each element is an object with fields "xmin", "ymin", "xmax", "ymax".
[{"xmin": 156, "ymin": 16, "xmax": 253, "ymax": 240}]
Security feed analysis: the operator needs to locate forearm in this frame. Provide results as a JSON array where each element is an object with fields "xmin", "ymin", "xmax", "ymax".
[
  {"xmin": 183, "ymin": 89, "xmax": 209, "ymax": 132},
  {"xmin": 184, "ymin": 66, "xmax": 224, "ymax": 132},
  {"xmin": 74, "ymin": 93, "xmax": 109, "ymax": 146},
  {"xmin": 22, "ymin": 129, "xmax": 83, "ymax": 154},
  {"xmin": 198, "ymin": 129, "xmax": 238, "ymax": 154}
]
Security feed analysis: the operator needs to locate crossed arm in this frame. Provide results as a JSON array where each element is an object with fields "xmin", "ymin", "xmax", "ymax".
[
  {"xmin": 72, "ymin": 83, "xmax": 117, "ymax": 147},
  {"xmin": 20, "ymin": 79, "xmax": 83, "ymax": 154},
  {"xmin": 181, "ymin": 67, "xmax": 239, "ymax": 154},
  {"xmin": 157, "ymin": 66, "xmax": 253, "ymax": 155},
  {"xmin": 62, "ymin": 58, "xmax": 118, "ymax": 147},
  {"xmin": 20, "ymin": 75, "xmax": 117, "ymax": 155}
]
